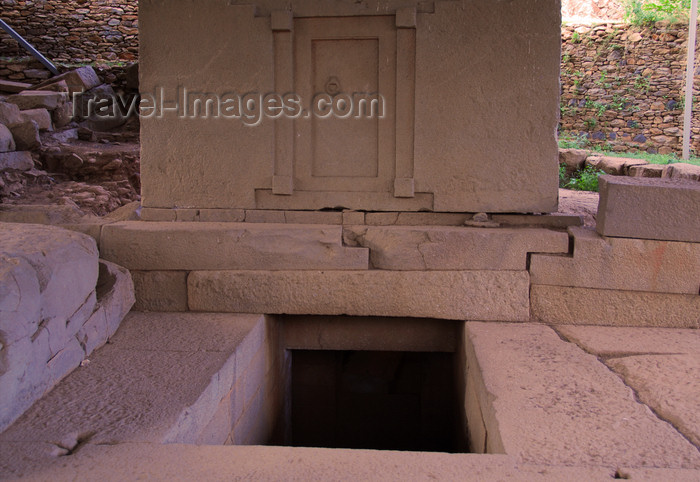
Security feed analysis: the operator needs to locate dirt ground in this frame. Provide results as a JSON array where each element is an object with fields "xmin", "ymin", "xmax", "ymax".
[{"xmin": 559, "ymin": 188, "xmax": 599, "ymax": 227}]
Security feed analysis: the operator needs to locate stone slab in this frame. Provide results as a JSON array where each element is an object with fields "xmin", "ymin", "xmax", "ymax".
[
  {"xmin": 0, "ymin": 80, "xmax": 31, "ymax": 94},
  {"xmin": 0, "ymin": 124, "xmax": 14, "ymax": 153},
  {"xmin": 596, "ymin": 176, "xmax": 700, "ymax": 243},
  {"xmin": 586, "ymin": 155, "xmax": 647, "ymax": 175},
  {"xmin": 131, "ymin": 270, "xmax": 188, "ymax": 312},
  {"xmin": 630, "ymin": 163, "xmax": 664, "ymax": 178},
  {"xmin": 7, "ymin": 91, "xmax": 66, "ymax": 111},
  {"xmin": 344, "ymin": 226, "xmax": 569, "ymax": 270},
  {"xmin": 464, "ymin": 322, "xmax": 700, "ymax": 468},
  {"xmin": 555, "ymin": 326, "xmax": 700, "ymax": 357},
  {"xmin": 188, "ymin": 270, "xmax": 531, "ymax": 321},
  {"xmin": 606, "ymin": 354, "xmax": 700, "ymax": 447},
  {"xmin": 0, "ymin": 312, "xmax": 264, "ymax": 446},
  {"xmin": 0, "ymin": 102, "xmax": 23, "ymax": 127},
  {"xmin": 530, "ymin": 226, "xmax": 700, "ymax": 294},
  {"xmin": 0, "ymin": 151, "xmax": 33, "ymax": 171},
  {"xmin": 31, "ymin": 66, "xmax": 101, "ymax": 97},
  {"xmin": 0, "ymin": 443, "xmax": 622, "ymax": 481},
  {"xmin": 100, "ymin": 221, "xmax": 369, "ymax": 270},
  {"xmin": 559, "ymin": 148, "xmax": 588, "ymax": 173},
  {"xmin": 19, "ymin": 109, "xmax": 52, "ymax": 131},
  {"xmin": 9, "ymin": 121, "xmax": 40, "ymax": 151},
  {"xmin": 531, "ymin": 285, "xmax": 700, "ymax": 328},
  {"xmin": 281, "ymin": 315, "xmax": 458, "ymax": 352},
  {"xmin": 663, "ymin": 162, "xmax": 700, "ymax": 181}
]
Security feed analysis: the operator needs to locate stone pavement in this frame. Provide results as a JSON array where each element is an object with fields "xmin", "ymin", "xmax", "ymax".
[{"xmin": 0, "ymin": 312, "xmax": 697, "ymax": 480}]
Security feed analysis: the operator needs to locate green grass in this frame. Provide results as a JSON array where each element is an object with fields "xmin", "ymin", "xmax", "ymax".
[
  {"xmin": 560, "ymin": 165, "xmax": 606, "ymax": 192},
  {"xmin": 588, "ymin": 149, "xmax": 700, "ymax": 166}
]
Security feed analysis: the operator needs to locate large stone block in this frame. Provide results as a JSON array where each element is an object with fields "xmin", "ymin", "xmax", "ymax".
[
  {"xmin": 100, "ymin": 222, "xmax": 369, "ymax": 270},
  {"xmin": 32, "ymin": 66, "xmax": 101, "ymax": 96},
  {"xmin": 464, "ymin": 322, "xmax": 700, "ymax": 467},
  {"xmin": 0, "ymin": 151, "xmax": 33, "ymax": 171},
  {"xmin": 9, "ymin": 121, "xmax": 40, "ymax": 151},
  {"xmin": 188, "ymin": 270, "xmax": 531, "ymax": 321},
  {"xmin": 555, "ymin": 325, "xmax": 700, "ymax": 357},
  {"xmin": 6, "ymin": 91, "xmax": 67, "ymax": 111},
  {"xmin": 345, "ymin": 226, "xmax": 569, "ymax": 270},
  {"xmin": 0, "ymin": 125, "xmax": 15, "ymax": 153},
  {"xmin": 0, "ymin": 102, "xmax": 23, "ymax": 127},
  {"xmin": 597, "ymin": 176, "xmax": 700, "ymax": 242},
  {"xmin": 131, "ymin": 270, "xmax": 188, "ymax": 312},
  {"xmin": 19, "ymin": 109, "xmax": 52, "ymax": 131},
  {"xmin": 663, "ymin": 162, "xmax": 700, "ymax": 181},
  {"xmin": 530, "ymin": 284, "xmax": 700, "ymax": 328},
  {"xmin": 140, "ymin": 0, "xmax": 559, "ymax": 213},
  {"xmin": 530, "ymin": 226, "xmax": 700, "ymax": 294},
  {"xmin": 606, "ymin": 354, "xmax": 700, "ymax": 448}
]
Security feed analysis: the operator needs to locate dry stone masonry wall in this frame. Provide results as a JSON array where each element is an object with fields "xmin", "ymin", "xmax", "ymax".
[
  {"xmin": 561, "ymin": 22, "xmax": 700, "ymax": 155},
  {"xmin": 0, "ymin": 0, "xmax": 138, "ymax": 63}
]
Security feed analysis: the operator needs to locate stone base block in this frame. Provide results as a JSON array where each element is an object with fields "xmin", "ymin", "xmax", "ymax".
[
  {"xmin": 100, "ymin": 222, "xmax": 369, "ymax": 270},
  {"xmin": 597, "ymin": 176, "xmax": 700, "ymax": 242},
  {"xmin": 132, "ymin": 271, "xmax": 188, "ymax": 312},
  {"xmin": 530, "ymin": 226, "xmax": 700, "ymax": 294},
  {"xmin": 464, "ymin": 322, "xmax": 700, "ymax": 467},
  {"xmin": 345, "ymin": 226, "xmax": 569, "ymax": 270},
  {"xmin": 188, "ymin": 270, "xmax": 531, "ymax": 321},
  {"xmin": 531, "ymin": 285, "xmax": 700, "ymax": 328}
]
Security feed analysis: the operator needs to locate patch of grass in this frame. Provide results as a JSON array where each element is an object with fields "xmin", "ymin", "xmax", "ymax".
[
  {"xmin": 558, "ymin": 132, "xmax": 589, "ymax": 149},
  {"xmin": 594, "ymin": 150, "xmax": 700, "ymax": 166},
  {"xmin": 565, "ymin": 165, "xmax": 606, "ymax": 192}
]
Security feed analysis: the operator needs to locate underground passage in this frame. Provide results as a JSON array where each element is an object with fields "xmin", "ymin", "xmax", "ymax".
[{"xmin": 288, "ymin": 350, "xmax": 460, "ymax": 453}]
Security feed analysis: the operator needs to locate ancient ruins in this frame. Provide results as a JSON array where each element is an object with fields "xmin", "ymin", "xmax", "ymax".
[{"xmin": 0, "ymin": 0, "xmax": 699, "ymax": 479}]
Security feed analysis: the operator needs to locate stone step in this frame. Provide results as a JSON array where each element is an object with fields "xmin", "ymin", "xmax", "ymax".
[
  {"xmin": 464, "ymin": 322, "xmax": 700, "ymax": 468},
  {"xmin": 0, "ymin": 312, "xmax": 269, "ymax": 450},
  {"xmin": 100, "ymin": 221, "xmax": 369, "ymax": 271},
  {"xmin": 531, "ymin": 226, "xmax": 700, "ymax": 294},
  {"xmin": 187, "ymin": 270, "xmax": 531, "ymax": 321},
  {"xmin": 343, "ymin": 225, "xmax": 569, "ymax": 270}
]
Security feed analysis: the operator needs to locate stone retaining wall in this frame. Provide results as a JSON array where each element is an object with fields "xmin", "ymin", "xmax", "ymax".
[
  {"xmin": 560, "ymin": 22, "xmax": 700, "ymax": 155},
  {"xmin": 0, "ymin": 0, "xmax": 138, "ymax": 63}
]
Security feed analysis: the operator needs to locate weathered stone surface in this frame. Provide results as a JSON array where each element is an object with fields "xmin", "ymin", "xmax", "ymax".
[
  {"xmin": 9, "ymin": 121, "xmax": 40, "ymax": 150},
  {"xmin": 630, "ymin": 163, "xmax": 664, "ymax": 178},
  {"xmin": 0, "ymin": 443, "xmax": 617, "ymax": 481},
  {"xmin": 663, "ymin": 162, "xmax": 700, "ymax": 181},
  {"xmin": 0, "ymin": 151, "xmax": 33, "ymax": 171},
  {"xmin": 465, "ymin": 322, "xmax": 700, "ymax": 467},
  {"xmin": 0, "ymin": 224, "xmax": 98, "ymax": 328},
  {"xmin": 19, "ymin": 108, "xmax": 52, "ymax": 131},
  {"xmin": 0, "ymin": 80, "xmax": 31, "ymax": 94},
  {"xmin": 586, "ymin": 155, "xmax": 647, "ymax": 175},
  {"xmin": 140, "ymin": 0, "xmax": 559, "ymax": 213},
  {"xmin": 556, "ymin": 325, "xmax": 700, "ymax": 357},
  {"xmin": 0, "ymin": 203, "xmax": 86, "ymax": 224},
  {"xmin": 0, "ymin": 224, "xmax": 99, "ymax": 432},
  {"xmin": 0, "ymin": 102, "xmax": 23, "ymax": 127},
  {"xmin": 531, "ymin": 285, "xmax": 700, "ymax": 328},
  {"xmin": 607, "ymin": 354, "xmax": 700, "ymax": 447},
  {"xmin": 282, "ymin": 315, "xmax": 457, "ymax": 353},
  {"xmin": 0, "ymin": 124, "xmax": 15, "ymax": 153},
  {"xmin": 559, "ymin": 148, "xmax": 588, "ymax": 173},
  {"xmin": 345, "ymin": 226, "xmax": 569, "ymax": 270},
  {"xmin": 597, "ymin": 176, "xmax": 700, "ymax": 242},
  {"xmin": 530, "ymin": 226, "xmax": 700, "ymax": 294},
  {"xmin": 188, "ymin": 270, "xmax": 531, "ymax": 321},
  {"xmin": 32, "ymin": 66, "xmax": 101, "ymax": 96},
  {"xmin": 7, "ymin": 91, "xmax": 66, "ymax": 111},
  {"xmin": 131, "ymin": 270, "xmax": 188, "ymax": 312},
  {"xmin": 51, "ymin": 101, "xmax": 74, "ymax": 128},
  {"xmin": 0, "ymin": 312, "xmax": 263, "ymax": 446},
  {"xmin": 100, "ymin": 222, "xmax": 369, "ymax": 270}
]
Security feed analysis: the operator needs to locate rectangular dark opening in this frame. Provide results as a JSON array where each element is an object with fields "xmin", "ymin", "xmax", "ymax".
[{"xmin": 289, "ymin": 349, "xmax": 461, "ymax": 453}]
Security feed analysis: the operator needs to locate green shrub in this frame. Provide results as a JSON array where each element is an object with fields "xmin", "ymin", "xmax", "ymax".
[
  {"xmin": 623, "ymin": 0, "xmax": 694, "ymax": 25},
  {"xmin": 566, "ymin": 165, "xmax": 605, "ymax": 192}
]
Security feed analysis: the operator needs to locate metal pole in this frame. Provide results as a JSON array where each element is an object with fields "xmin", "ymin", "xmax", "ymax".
[
  {"xmin": 0, "ymin": 18, "xmax": 59, "ymax": 76},
  {"xmin": 682, "ymin": 0, "xmax": 698, "ymax": 159}
]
